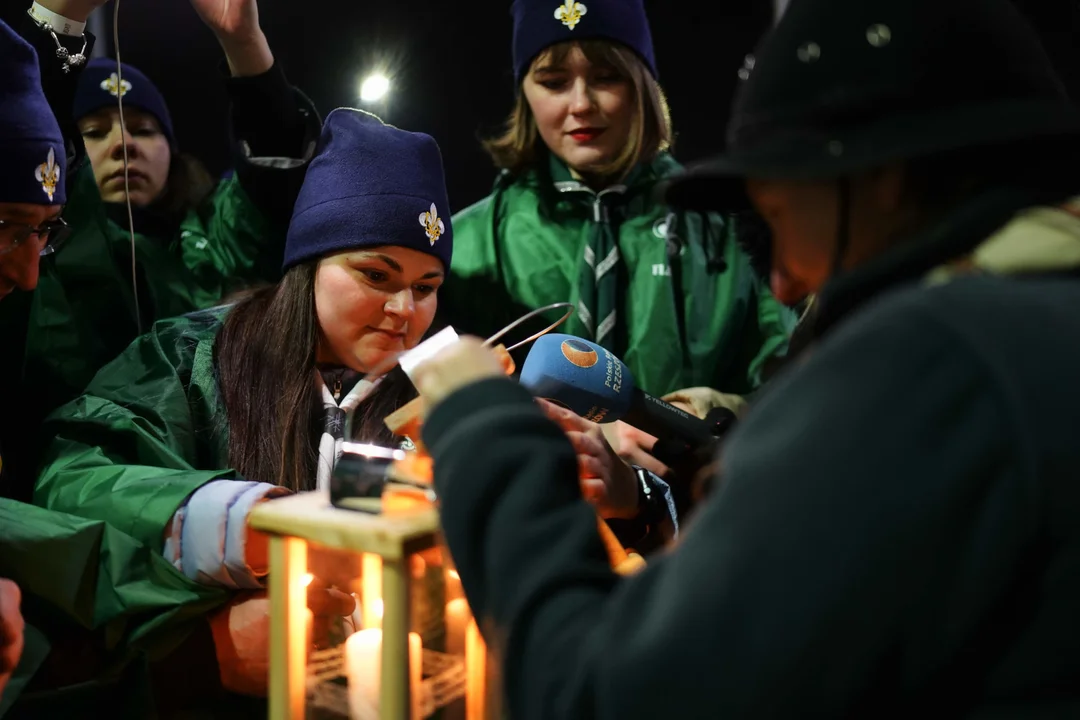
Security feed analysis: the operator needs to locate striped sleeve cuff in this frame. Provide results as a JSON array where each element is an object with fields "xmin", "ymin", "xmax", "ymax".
[{"xmin": 167, "ymin": 479, "xmax": 287, "ymax": 589}]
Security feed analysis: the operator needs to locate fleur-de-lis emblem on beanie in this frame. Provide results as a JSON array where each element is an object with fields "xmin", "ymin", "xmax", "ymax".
[
  {"xmin": 554, "ymin": 0, "xmax": 587, "ymax": 29},
  {"xmin": 101, "ymin": 72, "xmax": 132, "ymax": 98},
  {"xmin": 35, "ymin": 148, "xmax": 60, "ymax": 202},
  {"xmin": 418, "ymin": 203, "xmax": 445, "ymax": 245}
]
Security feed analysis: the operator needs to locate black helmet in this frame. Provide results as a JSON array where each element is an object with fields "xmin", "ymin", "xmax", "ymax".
[{"xmin": 666, "ymin": 0, "xmax": 1080, "ymax": 210}]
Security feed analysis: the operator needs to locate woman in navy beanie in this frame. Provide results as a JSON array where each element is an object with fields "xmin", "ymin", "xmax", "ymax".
[
  {"xmin": 35, "ymin": 108, "xmax": 453, "ymax": 702},
  {"xmin": 73, "ymin": 58, "xmax": 189, "ymax": 209},
  {"xmin": 445, "ymin": 0, "xmax": 796, "ymax": 488}
]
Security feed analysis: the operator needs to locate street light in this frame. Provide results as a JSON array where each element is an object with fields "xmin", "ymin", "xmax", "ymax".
[{"xmin": 360, "ymin": 73, "xmax": 391, "ymax": 104}]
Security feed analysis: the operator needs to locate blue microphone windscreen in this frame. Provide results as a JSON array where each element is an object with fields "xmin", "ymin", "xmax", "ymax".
[{"xmin": 519, "ymin": 334, "xmax": 635, "ymax": 423}]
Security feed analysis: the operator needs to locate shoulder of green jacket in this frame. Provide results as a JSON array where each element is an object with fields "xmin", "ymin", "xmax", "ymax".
[
  {"xmin": 148, "ymin": 304, "xmax": 231, "ymax": 347},
  {"xmin": 486, "ymin": 151, "xmax": 683, "ymax": 195}
]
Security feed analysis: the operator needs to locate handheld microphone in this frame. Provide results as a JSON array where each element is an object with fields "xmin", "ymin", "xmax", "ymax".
[{"xmin": 519, "ymin": 335, "xmax": 734, "ymax": 451}]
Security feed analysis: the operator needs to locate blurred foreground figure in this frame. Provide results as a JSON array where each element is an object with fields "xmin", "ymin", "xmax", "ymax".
[{"xmin": 412, "ymin": 0, "xmax": 1080, "ymax": 717}]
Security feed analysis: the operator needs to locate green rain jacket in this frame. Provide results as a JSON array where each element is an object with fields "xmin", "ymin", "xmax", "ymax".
[
  {"xmin": 34, "ymin": 308, "xmax": 236, "ymax": 553},
  {"xmin": 0, "ymin": 52, "xmax": 318, "ymax": 501},
  {"xmin": 0, "ymin": 500, "xmax": 227, "ymax": 719},
  {"xmin": 443, "ymin": 153, "xmax": 795, "ymax": 396},
  {"xmin": 3, "ymin": 308, "xmax": 241, "ymax": 716}
]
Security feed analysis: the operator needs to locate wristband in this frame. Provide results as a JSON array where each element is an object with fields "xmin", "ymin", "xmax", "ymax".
[
  {"xmin": 25, "ymin": 5, "xmax": 88, "ymax": 73},
  {"xmin": 28, "ymin": 2, "xmax": 85, "ymax": 36}
]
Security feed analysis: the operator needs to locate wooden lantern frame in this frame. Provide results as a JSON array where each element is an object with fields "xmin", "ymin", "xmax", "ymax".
[{"xmin": 249, "ymin": 492, "xmax": 495, "ymax": 719}]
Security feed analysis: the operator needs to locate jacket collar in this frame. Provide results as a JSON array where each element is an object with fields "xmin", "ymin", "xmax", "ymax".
[
  {"xmin": 811, "ymin": 186, "xmax": 1078, "ymax": 340},
  {"xmin": 496, "ymin": 150, "xmax": 680, "ymax": 201}
]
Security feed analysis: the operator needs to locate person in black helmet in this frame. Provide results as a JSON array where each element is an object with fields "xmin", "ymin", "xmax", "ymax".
[{"xmin": 402, "ymin": 0, "xmax": 1080, "ymax": 717}]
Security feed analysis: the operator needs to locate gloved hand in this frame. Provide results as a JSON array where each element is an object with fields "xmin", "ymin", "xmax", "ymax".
[{"xmin": 661, "ymin": 387, "xmax": 749, "ymax": 420}]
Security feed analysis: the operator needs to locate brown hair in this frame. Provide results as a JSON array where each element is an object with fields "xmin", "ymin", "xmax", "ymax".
[
  {"xmin": 483, "ymin": 39, "xmax": 672, "ymax": 182},
  {"xmin": 158, "ymin": 151, "xmax": 215, "ymax": 216},
  {"xmin": 215, "ymin": 262, "xmax": 418, "ymax": 492}
]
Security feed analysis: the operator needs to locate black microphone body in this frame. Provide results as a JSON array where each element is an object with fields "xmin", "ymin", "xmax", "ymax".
[{"xmin": 622, "ymin": 387, "xmax": 732, "ymax": 447}]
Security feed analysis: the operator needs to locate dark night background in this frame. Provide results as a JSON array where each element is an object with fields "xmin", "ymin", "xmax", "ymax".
[{"xmin": 3, "ymin": 0, "xmax": 1078, "ymax": 213}]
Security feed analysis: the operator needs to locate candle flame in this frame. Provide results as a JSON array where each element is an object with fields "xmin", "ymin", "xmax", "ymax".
[{"xmin": 300, "ymin": 572, "xmax": 315, "ymax": 587}]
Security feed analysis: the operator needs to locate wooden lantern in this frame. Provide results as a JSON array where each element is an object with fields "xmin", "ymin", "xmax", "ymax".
[{"xmin": 248, "ymin": 492, "xmax": 500, "ymax": 719}]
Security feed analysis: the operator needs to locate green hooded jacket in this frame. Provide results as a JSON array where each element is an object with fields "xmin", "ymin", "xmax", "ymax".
[
  {"xmin": 1, "ymin": 308, "xmax": 237, "ymax": 716},
  {"xmin": 0, "ymin": 499, "xmax": 227, "ymax": 718},
  {"xmin": 34, "ymin": 308, "xmax": 236, "ymax": 552},
  {"xmin": 0, "ymin": 71, "xmax": 318, "ymax": 502},
  {"xmin": 443, "ymin": 153, "xmax": 796, "ymax": 396}
]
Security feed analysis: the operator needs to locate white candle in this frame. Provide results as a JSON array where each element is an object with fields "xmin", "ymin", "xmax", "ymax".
[
  {"xmin": 345, "ymin": 628, "xmax": 423, "ymax": 720},
  {"xmin": 445, "ymin": 598, "xmax": 469, "ymax": 657}
]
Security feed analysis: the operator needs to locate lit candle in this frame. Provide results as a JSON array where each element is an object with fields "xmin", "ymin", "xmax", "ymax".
[
  {"xmin": 465, "ymin": 619, "xmax": 486, "ymax": 720},
  {"xmin": 445, "ymin": 567, "xmax": 463, "ymax": 602},
  {"xmin": 410, "ymin": 632, "xmax": 423, "ymax": 720},
  {"xmin": 361, "ymin": 553, "xmax": 382, "ymax": 629},
  {"xmin": 445, "ymin": 597, "xmax": 469, "ymax": 656},
  {"xmin": 345, "ymin": 629, "xmax": 423, "ymax": 720}
]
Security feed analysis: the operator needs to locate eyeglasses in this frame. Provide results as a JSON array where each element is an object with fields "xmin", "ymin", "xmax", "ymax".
[{"xmin": 0, "ymin": 217, "xmax": 71, "ymax": 257}]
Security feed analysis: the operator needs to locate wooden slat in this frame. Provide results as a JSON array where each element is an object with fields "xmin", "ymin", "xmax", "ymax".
[{"xmin": 249, "ymin": 492, "xmax": 440, "ymax": 559}]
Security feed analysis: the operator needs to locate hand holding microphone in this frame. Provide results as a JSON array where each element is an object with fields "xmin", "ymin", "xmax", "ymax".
[
  {"xmin": 537, "ymin": 400, "xmax": 640, "ymax": 519},
  {"xmin": 407, "ymin": 335, "xmax": 640, "ymax": 520},
  {"xmin": 519, "ymin": 335, "xmax": 737, "ymax": 461}
]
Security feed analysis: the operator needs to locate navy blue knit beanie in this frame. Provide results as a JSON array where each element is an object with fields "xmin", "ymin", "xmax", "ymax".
[
  {"xmin": 73, "ymin": 58, "xmax": 176, "ymax": 145},
  {"xmin": 511, "ymin": 0, "xmax": 658, "ymax": 82},
  {"xmin": 0, "ymin": 19, "xmax": 66, "ymax": 205},
  {"xmin": 283, "ymin": 109, "xmax": 453, "ymax": 271}
]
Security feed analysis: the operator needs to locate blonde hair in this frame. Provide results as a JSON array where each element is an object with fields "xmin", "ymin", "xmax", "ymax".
[{"xmin": 483, "ymin": 40, "xmax": 672, "ymax": 181}]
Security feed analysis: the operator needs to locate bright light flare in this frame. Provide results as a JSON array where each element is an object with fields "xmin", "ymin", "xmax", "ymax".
[{"xmin": 360, "ymin": 73, "xmax": 390, "ymax": 103}]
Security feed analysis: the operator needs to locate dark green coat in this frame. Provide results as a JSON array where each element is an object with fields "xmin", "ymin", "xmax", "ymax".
[
  {"xmin": 0, "ymin": 499, "xmax": 227, "ymax": 718},
  {"xmin": 426, "ymin": 193, "xmax": 1080, "ymax": 717},
  {"xmin": 0, "ymin": 79, "xmax": 317, "ymax": 501},
  {"xmin": 35, "ymin": 308, "xmax": 236, "ymax": 552}
]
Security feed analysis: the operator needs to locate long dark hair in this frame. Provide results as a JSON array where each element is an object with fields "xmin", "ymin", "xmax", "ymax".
[{"xmin": 214, "ymin": 261, "xmax": 418, "ymax": 492}]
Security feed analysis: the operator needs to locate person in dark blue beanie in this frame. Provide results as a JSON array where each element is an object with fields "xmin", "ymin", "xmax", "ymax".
[
  {"xmin": 446, "ymin": 0, "xmax": 795, "ymax": 487},
  {"xmin": 0, "ymin": 0, "xmax": 325, "ymax": 519},
  {"xmin": 71, "ymin": 53, "xmax": 216, "ymax": 211},
  {"xmin": 0, "ymin": 18, "xmax": 69, "ymax": 303},
  {"xmin": 35, "ymin": 107, "xmax": 452, "ymax": 699},
  {"xmin": 72, "ymin": 58, "xmax": 179, "ymax": 207}
]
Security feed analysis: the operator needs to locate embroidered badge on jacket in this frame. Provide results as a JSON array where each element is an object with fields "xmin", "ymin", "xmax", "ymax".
[
  {"xmin": 419, "ymin": 203, "xmax": 445, "ymax": 245},
  {"xmin": 36, "ymin": 148, "xmax": 60, "ymax": 201},
  {"xmin": 555, "ymin": 0, "xmax": 587, "ymax": 29}
]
